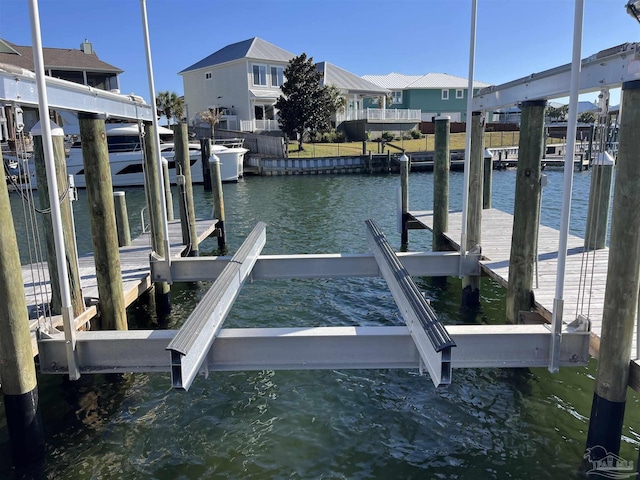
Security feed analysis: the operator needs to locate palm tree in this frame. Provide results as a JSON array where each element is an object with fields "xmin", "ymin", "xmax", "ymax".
[
  {"xmin": 197, "ymin": 107, "xmax": 223, "ymax": 139},
  {"xmin": 155, "ymin": 91, "xmax": 184, "ymax": 126}
]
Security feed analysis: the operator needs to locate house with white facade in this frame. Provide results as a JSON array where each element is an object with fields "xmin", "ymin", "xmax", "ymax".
[
  {"xmin": 179, "ymin": 37, "xmax": 420, "ymax": 136},
  {"xmin": 362, "ymin": 72, "xmax": 492, "ymax": 123}
]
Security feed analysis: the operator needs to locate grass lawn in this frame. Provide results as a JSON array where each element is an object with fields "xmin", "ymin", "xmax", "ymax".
[{"xmin": 286, "ymin": 131, "xmax": 534, "ymax": 158}]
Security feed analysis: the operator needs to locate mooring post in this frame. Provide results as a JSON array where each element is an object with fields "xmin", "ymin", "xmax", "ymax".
[
  {"xmin": 79, "ymin": 113, "xmax": 128, "ymax": 330},
  {"xmin": 462, "ymin": 112, "xmax": 485, "ymax": 307},
  {"xmin": 201, "ymin": 138, "xmax": 212, "ymax": 191},
  {"xmin": 585, "ymin": 80, "xmax": 640, "ymax": 459},
  {"xmin": 506, "ymin": 100, "xmax": 546, "ymax": 324},
  {"xmin": 161, "ymin": 158, "xmax": 174, "ymax": 221},
  {"xmin": 483, "ymin": 148, "xmax": 493, "ymax": 209},
  {"xmin": 143, "ymin": 122, "xmax": 171, "ymax": 313},
  {"xmin": 113, "ymin": 192, "xmax": 131, "ymax": 247},
  {"xmin": 32, "ymin": 121, "xmax": 84, "ymax": 317},
  {"xmin": 433, "ymin": 116, "xmax": 450, "ymax": 252},
  {"xmin": 175, "ymin": 123, "xmax": 198, "ymax": 256},
  {"xmin": 0, "ymin": 150, "xmax": 45, "ymax": 470},
  {"xmin": 587, "ymin": 123, "xmax": 595, "ymax": 166},
  {"xmin": 584, "ymin": 152, "xmax": 614, "ymax": 250},
  {"xmin": 400, "ymin": 153, "xmax": 409, "ymax": 246},
  {"xmin": 209, "ymin": 152, "xmax": 227, "ymax": 251}
]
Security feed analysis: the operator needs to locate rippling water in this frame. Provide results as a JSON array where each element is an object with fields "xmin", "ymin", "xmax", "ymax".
[{"xmin": 2, "ymin": 167, "xmax": 638, "ymax": 479}]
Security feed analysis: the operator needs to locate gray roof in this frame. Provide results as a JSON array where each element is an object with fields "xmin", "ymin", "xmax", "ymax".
[
  {"xmin": 0, "ymin": 38, "xmax": 122, "ymax": 73},
  {"xmin": 316, "ymin": 61, "xmax": 388, "ymax": 95},
  {"xmin": 179, "ymin": 37, "xmax": 295, "ymax": 74},
  {"xmin": 363, "ymin": 72, "xmax": 491, "ymax": 90}
]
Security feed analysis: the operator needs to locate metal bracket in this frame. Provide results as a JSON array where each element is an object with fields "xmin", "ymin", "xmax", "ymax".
[{"xmin": 149, "ymin": 251, "xmax": 172, "ymax": 283}]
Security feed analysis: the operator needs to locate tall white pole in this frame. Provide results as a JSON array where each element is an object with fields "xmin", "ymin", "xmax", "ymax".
[
  {"xmin": 27, "ymin": 0, "xmax": 79, "ymax": 379},
  {"xmin": 140, "ymin": 0, "xmax": 171, "ymax": 262},
  {"xmin": 460, "ymin": 0, "xmax": 478, "ymax": 259},
  {"xmin": 549, "ymin": 0, "xmax": 584, "ymax": 373}
]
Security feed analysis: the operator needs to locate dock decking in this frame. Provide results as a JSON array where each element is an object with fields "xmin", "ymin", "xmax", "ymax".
[
  {"xmin": 23, "ymin": 219, "xmax": 216, "ymax": 355},
  {"xmin": 409, "ymin": 208, "xmax": 640, "ymax": 391}
]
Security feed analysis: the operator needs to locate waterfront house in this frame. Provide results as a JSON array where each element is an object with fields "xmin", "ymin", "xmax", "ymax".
[
  {"xmin": 0, "ymin": 38, "xmax": 122, "ymax": 145},
  {"xmin": 362, "ymin": 72, "xmax": 491, "ymax": 123},
  {"xmin": 179, "ymin": 37, "xmax": 420, "ymax": 138}
]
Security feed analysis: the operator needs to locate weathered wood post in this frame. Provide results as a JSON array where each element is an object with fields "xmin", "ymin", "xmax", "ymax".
[
  {"xmin": 143, "ymin": 122, "xmax": 171, "ymax": 312},
  {"xmin": 585, "ymin": 80, "xmax": 640, "ymax": 459},
  {"xmin": 0, "ymin": 150, "xmax": 45, "ymax": 469},
  {"xmin": 506, "ymin": 100, "xmax": 546, "ymax": 324},
  {"xmin": 79, "ymin": 113, "xmax": 127, "ymax": 330},
  {"xmin": 175, "ymin": 123, "xmax": 198, "ymax": 256},
  {"xmin": 161, "ymin": 158, "xmax": 174, "ymax": 221},
  {"xmin": 209, "ymin": 152, "xmax": 227, "ymax": 251},
  {"xmin": 433, "ymin": 116, "xmax": 450, "ymax": 252},
  {"xmin": 113, "ymin": 191, "xmax": 131, "ymax": 247},
  {"xmin": 32, "ymin": 121, "xmax": 84, "ymax": 317},
  {"xmin": 584, "ymin": 152, "xmax": 614, "ymax": 250},
  {"xmin": 483, "ymin": 148, "xmax": 493, "ymax": 209},
  {"xmin": 201, "ymin": 138, "xmax": 212, "ymax": 191},
  {"xmin": 462, "ymin": 112, "xmax": 484, "ymax": 306},
  {"xmin": 400, "ymin": 153, "xmax": 409, "ymax": 246}
]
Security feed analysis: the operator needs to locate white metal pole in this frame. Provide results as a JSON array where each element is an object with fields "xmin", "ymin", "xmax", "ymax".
[
  {"xmin": 549, "ymin": 0, "xmax": 584, "ymax": 373},
  {"xmin": 140, "ymin": 0, "xmax": 171, "ymax": 262},
  {"xmin": 460, "ymin": 0, "xmax": 478, "ymax": 260},
  {"xmin": 27, "ymin": 0, "xmax": 79, "ymax": 379}
]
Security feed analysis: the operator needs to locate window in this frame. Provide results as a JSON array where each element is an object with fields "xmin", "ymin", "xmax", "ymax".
[
  {"xmin": 442, "ymin": 89, "xmax": 449, "ymax": 100},
  {"xmin": 205, "ymin": 71, "xmax": 212, "ymax": 80},
  {"xmin": 456, "ymin": 89, "xmax": 464, "ymax": 99},
  {"xmin": 271, "ymin": 66, "xmax": 284, "ymax": 87},
  {"xmin": 253, "ymin": 64, "xmax": 267, "ymax": 86},
  {"xmin": 391, "ymin": 91, "xmax": 403, "ymax": 104}
]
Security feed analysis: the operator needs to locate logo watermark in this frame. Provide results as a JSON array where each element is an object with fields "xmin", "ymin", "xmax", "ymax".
[{"xmin": 584, "ymin": 446, "xmax": 637, "ymax": 479}]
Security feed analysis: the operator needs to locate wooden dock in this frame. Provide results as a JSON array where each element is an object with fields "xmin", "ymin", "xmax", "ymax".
[
  {"xmin": 409, "ymin": 208, "xmax": 640, "ymax": 391},
  {"xmin": 23, "ymin": 219, "xmax": 216, "ymax": 355}
]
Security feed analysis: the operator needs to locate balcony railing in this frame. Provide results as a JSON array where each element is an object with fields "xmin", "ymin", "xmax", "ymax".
[
  {"xmin": 240, "ymin": 119, "xmax": 280, "ymax": 132},
  {"xmin": 336, "ymin": 108, "xmax": 422, "ymax": 124}
]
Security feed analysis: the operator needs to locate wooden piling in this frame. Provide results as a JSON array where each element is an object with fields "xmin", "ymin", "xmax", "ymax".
[
  {"xmin": 506, "ymin": 100, "xmax": 546, "ymax": 324},
  {"xmin": 586, "ymin": 80, "xmax": 640, "ymax": 457},
  {"xmin": 433, "ymin": 116, "xmax": 450, "ymax": 252},
  {"xmin": 79, "ymin": 113, "xmax": 127, "ymax": 330},
  {"xmin": 462, "ymin": 112, "xmax": 484, "ymax": 307},
  {"xmin": 32, "ymin": 122, "xmax": 84, "ymax": 317},
  {"xmin": 400, "ymin": 154, "xmax": 409, "ymax": 246},
  {"xmin": 113, "ymin": 191, "xmax": 131, "ymax": 247},
  {"xmin": 201, "ymin": 138, "xmax": 212, "ymax": 191},
  {"xmin": 161, "ymin": 158, "xmax": 174, "ymax": 221},
  {"xmin": 483, "ymin": 148, "xmax": 492, "ymax": 209},
  {"xmin": 209, "ymin": 152, "xmax": 227, "ymax": 251},
  {"xmin": 584, "ymin": 153, "xmax": 613, "ymax": 250},
  {"xmin": 175, "ymin": 123, "xmax": 198, "ymax": 256},
  {"xmin": 0, "ymin": 150, "xmax": 45, "ymax": 469},
  {"xmin": 143, "ymin": 122, "xmax": 171, "ymax": 312}
]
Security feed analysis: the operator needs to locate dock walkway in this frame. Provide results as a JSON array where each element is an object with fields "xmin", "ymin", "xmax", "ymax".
[
  {"xmin": 23, "ymin": 219, "xmax": 216, "ymax": 355},
  {"xmin": 410, "ymin": 208, "xmax": 640, "ymax": 391}
]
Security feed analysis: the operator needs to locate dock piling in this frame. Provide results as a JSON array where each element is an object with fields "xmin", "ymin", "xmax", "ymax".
[
  {"xmin": 462, "ymin": 112, "xmax": 484, "ymax": 306},
  {"xmin": 113, "ymin": 191, "xmax": 132, "ymax": 247},
  {"xmin": 161, "ymin": 158, "xmax": 174, "ymax": 221},
  {"xmin": 586, "ymin": 80, "xmax": 640, "ymax": 458},
  {"xmin": 0, "ymin": 150, "xmax": 45, "ymax": 469},
  {"xmin": 506, "ymin": 100, "xmax": 546, "ymax": 324},
  {"xmin": 175, "ymin": 123, "xmax": 198, "ymax": 257},
  {"xmin": 584, "ymin": 152, "xmax": 614, "ymax": 250},
  {"xmin": 209, "ymin": 152, "xmax": 227, "ymax": 251},
  {"xmin": 400, "ymin": 153, "xmax": 409, "ymax": 246},
  {"xmin": 433, "ymin": 116, "xmax": 450, "ymax": 252},
  {"xmin": 201, "ymin": 138, "xmax": 212, "ymax": 191},
  {"xmin": 483, "ymin": 148, "xmax": 492, "ymax": 209}
]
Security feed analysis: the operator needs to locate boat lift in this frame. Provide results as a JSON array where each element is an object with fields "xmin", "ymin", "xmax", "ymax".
[{"xmin": 38, "ymin": 221, "xmax": 591, "ymax": 391}]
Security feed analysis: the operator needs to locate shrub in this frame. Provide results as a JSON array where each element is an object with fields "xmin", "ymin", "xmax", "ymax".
[
  {"xmin": 381, "ymin": 132, "xmax": 395, "ymax": 142},
  {"xmin": 409, "ymin": 129, "xmax": 421, "ymax": 139}
]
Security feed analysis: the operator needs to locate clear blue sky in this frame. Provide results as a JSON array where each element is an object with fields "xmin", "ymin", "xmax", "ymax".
[{"xmin": 1, "ymin": 0, "xmax": 638, "ymax": 107}]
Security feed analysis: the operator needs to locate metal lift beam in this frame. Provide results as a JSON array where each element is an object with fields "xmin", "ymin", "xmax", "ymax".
[
  {"xmin": 365, "ymin": 219, "xmax": 456, "ymax": 387},
  {"xmin": 472, "ymin": 42, "xmax": 640, "ymax": 111},
  {"xmin": 166, "ymin": 222, "xmax": 266, "ymax": 391},
  {"xmin": 0, "ymin": 63, "xmax": 153, "ymax": 121}
]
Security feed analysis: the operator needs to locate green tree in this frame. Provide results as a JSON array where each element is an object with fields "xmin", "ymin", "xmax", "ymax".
[
  {"xmin": 578, "ymin": 111, "xmax": 596, "ymax": 124},
  {"xmin": 275, "ymin": 53, "xmax": 333, "ymax": 150},
  {"xmin": 196, "ymin": 107, "xmax": 223, "ymax": 139},
  {"xmin": 546, "ymin": 105, "xmax": 568, "ymax": 122},
  {"xmin": 156, "ymin": 91, "xmax": 184, "ymax": 126}
]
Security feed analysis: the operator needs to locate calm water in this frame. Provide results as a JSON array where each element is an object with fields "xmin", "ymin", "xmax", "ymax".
[{"xmin": 1, "ymin": 168, "xmax": 639, "ymax": 479}]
